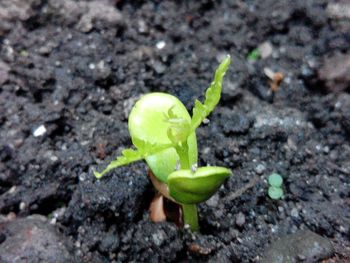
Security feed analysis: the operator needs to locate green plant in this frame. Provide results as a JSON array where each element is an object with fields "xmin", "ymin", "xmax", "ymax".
[
  {"xmin": 268, "ymin": 173, "xmax": 284, "ymax": 200},
  {"xmin": 247, "ymin": 48, "xmax": 260, "ymax": 61},
  {"xmin": 94, "ymin": 56, "xmax": 232, "ymax": 231}
]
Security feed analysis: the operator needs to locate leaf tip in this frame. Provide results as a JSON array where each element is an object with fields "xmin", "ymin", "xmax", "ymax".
[
  {"xmin": 220, "ymin": 55, "xmax": 231, "ymax": 70},
  {"xmin": 94, "ymin": 171, "xmax": 103, "ymax": 179}
]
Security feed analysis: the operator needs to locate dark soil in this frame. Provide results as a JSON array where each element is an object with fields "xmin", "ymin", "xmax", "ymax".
[{"xmin": 0, "ymin": 0, "xmax": 349, "ymax": 262}]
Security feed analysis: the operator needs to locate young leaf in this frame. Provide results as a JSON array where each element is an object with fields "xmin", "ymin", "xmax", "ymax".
[
  {"xmin": 268, "ymin": 173, "xmax": 283, "ymax": 188},
  {"xmin": 94, "ymin": 141, "xmax": 173, "ymax": 179},
  {"xmin": 191, "ymin": 56, "xmax": 231, "ymax": 131},
  {"xmin": 167, "ymin": 166, "xmax": 232, "ymax": 204},
  {"xmin": 268, "ymin": 186, "xmax": 284, "ymax": 200},
  {"xmin": 164, "ymin": 106, "xmax": 191, "ymax": 145}
]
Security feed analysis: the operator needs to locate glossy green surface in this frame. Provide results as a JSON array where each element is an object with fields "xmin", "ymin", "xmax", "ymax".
[
  {"xmin": 268, "ymin": 173, "xmax": 283, "ymax": 187},
  {"xmin": 268, "ymin": 186, "xmax": 284, "ymax": 200},
  {"xmin": 168, "ymin": 167, "xmax": 232, "ymax": 204},
  {"xmin": 128, "ymin": 93, "xmax": 198, "ymax": 182}
]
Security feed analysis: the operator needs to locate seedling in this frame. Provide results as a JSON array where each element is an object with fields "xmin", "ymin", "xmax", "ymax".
[
  {"xmin": 268, "ymin": 173, "xmax": 284, "ymax": 200},
  {"xmin": 94, "ymin": 56, "xmax": 232, "ymax": 231},
  {"xmin": 247, "ymin": 48, "xmax": 260, "ymax": 61}
]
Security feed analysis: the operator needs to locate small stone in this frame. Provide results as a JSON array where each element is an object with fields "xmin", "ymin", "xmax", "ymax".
[
  {"xmin": 50, "ymin": 155, "xmax": 58, "ymax": 162},
  {"xmin": 137, "ymin": 20, "xmax": 148, "ymax": 34},
  {"xmin": 37, "ymin": 42, "xmax": 57, "ymax": 55},
  {"xmin": 258, "ymin": 41, "xmax": 273, "ymax": 59},
  {"xmin": 53, "ymin": 207, "xmax": 66, "ymax": 221},
  {"xmin": 8, "ymin": 186, "xmax": 16, "ymax": 194},
  {"xmin": 0, "ymin": 60, "xmax": 10, "ymax": 85},
  {"xmin": 262, "ymin": 230, "xmax": 334, "ymax": 263},
  {"xmin": 33, "ymin": 125, "xmax": 47, "ymax": 137},
  {"xmin": 19, "ymin": 202, "xmax": 26, "ymax": 211},
  {"xmin": 152, "ymin": 230, "xmax": 166, "ymax": 246},
  {"xmin": 206, "ymin": 194, "xmax": 219, "ymax": 207},
  {"xmin": 323, "ymin": 146, "xmax": 330, "ymax": 154},
  {"xmin": 93, "ymin": 60, "xmax": 111, "ymax": 80},
  {"xmin": 291, "ymin": 208, "xmax": 299, "ymax": 218},
  {"xmin": 235, "ymin": 212, "xmax": 246, "ymax": 227},
  {"xmin": 255, "ymin": 164, "xmax": 266, "ymax": 175},
  {"xmin": 318, "ymin": 53, "xmax": 350, "ymax": 92},
  {"xmin": 156, "ymin": 41, "xmax": 166, "ymax": 50},
  {"xmin": 152, "ymin": 61, "xmax": 166, "ymax": 74},
  {"xmin": 326, "ymin": 3, "xmax": 350, "ymax": 19}
]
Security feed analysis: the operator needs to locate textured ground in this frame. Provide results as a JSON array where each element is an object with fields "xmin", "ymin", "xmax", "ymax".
[{"xmin": 0, "ymin": 0, "xmax": 349, "ymax": 262}]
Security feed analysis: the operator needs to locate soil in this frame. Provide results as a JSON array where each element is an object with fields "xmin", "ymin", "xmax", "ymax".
[{"xmin": 0, "ymin": 0, "xmax": 349, "ymax": 262}]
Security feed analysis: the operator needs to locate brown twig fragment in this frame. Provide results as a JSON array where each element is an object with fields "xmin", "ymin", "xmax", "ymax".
[{"xmin": 225, "ymin": 176, "xmax": 260, "ymax": 201}]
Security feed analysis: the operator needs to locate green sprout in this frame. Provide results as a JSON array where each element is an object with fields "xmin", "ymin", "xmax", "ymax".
[
  {"xmin": 247, "ymin": 48, "xmax": 260, "ymax": 61},
  {"xmin": 268, "ymin": 173, "xmax": 284, "ymax": 200},
  {"xmin": 94, "ymin": 56, "xmax": 232, "ymax": 231}
]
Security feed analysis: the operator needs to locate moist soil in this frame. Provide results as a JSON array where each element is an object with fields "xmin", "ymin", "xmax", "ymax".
[{"xmin": 0, "ymin": 0, "xmax": 349, "ymax": 262}]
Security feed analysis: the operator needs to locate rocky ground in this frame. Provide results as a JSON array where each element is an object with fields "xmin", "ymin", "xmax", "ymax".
[{"xmin": 0, "ymin": 0, "xmax": 349, "ymax": 262}]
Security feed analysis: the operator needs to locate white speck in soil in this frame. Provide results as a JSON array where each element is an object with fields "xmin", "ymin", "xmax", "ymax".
[
  {"xmin": 258, "ymin": 41, "xmax": 273, "ymax": 59},
  {"xmin": 19, "ymin": 202, "xmax": 26, "ymax": 210},
  {"xmin": 291, "ymin": 208, "xmax": 299, "ymax": 218},
  {"xmin": 156, "ymin": 40, "xmax": 166, "ymax": 50},
  {"xmin": 79, "ymin": 173, "xmax": 87, "ymax": 181},
  {"xmin": 33, "ymin": 125, "xmax": 46, "ymax": 137},
  {"xmin": 235, "ymin": 212, "xmax": 246, "ymax": 227},
  {"xmin": 9, "ymin": 186, "xmax": 16, "ymax": 194},
  {"xmin": 89, "ymin": 63, "xmax": 95, "ymax": 70},
  {"xmin": 255, "ymin": 164, "xmax": 266, "ymax": 174},
  {"xmin": 138, "ymin": 20, "xmax": 148, "ymax": 33}
]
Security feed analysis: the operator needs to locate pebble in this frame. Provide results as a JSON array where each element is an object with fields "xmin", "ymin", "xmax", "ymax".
[
  {"xmin": 290, "ymin": 208, "xmax": 299, "ymax": 218},
  {"xmin": 19, "ymin": 202, "xmax": 26, "ymax": 211},
  {"xmin": 262, "ymin": 230, "xmax": 334, "ymax": 263},
  {"xmin": 152, "ymin": 230, "xmax": 166, "ymax": 246},
  {"xmin": 33, "ymin": 125, "xmax": 47, "ymax": 137},
  {"xmin": 156, "ymin": 41, "xmax": 166, "ymax": 50},
  {"xmin": 326, "ymin": 3, "xmax": 350, "ymax": 19},
  {"xmin": 235, "ymin": 212, "xmax": 246, "ymax": 227},
  {"xmin": 206, "ymin": 193, "xmax": 219, "ymax": 207},
  {"xmin": 318, "ymin": 53, "xmax": 350, "ymax": 92},
  {"xmin": 258, "ymin": 41, "xmax": 273, "ymax": 59},
  {"xmin": 0, "ymin": 215, "xmax": 77, "ymax": 262},
  {"xmin": 137, "ymin": 20, "xmax": 148, "ymax": 34},
  {"xmin": 255, "ymin": 164, "xmax": 266, "ymax": 175},
  {"xmin": 152, "ymin": 61, "xmax": 166, "ymax": 74}
]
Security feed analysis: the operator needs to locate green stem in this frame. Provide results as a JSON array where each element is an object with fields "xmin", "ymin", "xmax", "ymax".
[
  {"xmin": 175, "ymin": 141, "xmax": 199, "ymax": 232},
  {"xmin": 175, "ymin": 143, "xmax": 190, "ymax": 170},
  {"xmin": 182, "ymin": 204, "xmax": 199, "ymax": 231}
]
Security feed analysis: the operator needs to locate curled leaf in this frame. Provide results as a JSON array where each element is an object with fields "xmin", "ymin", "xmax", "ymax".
[{"xmin": 168, "ymin": 166, "xmax": 232, "ymax": 204}]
